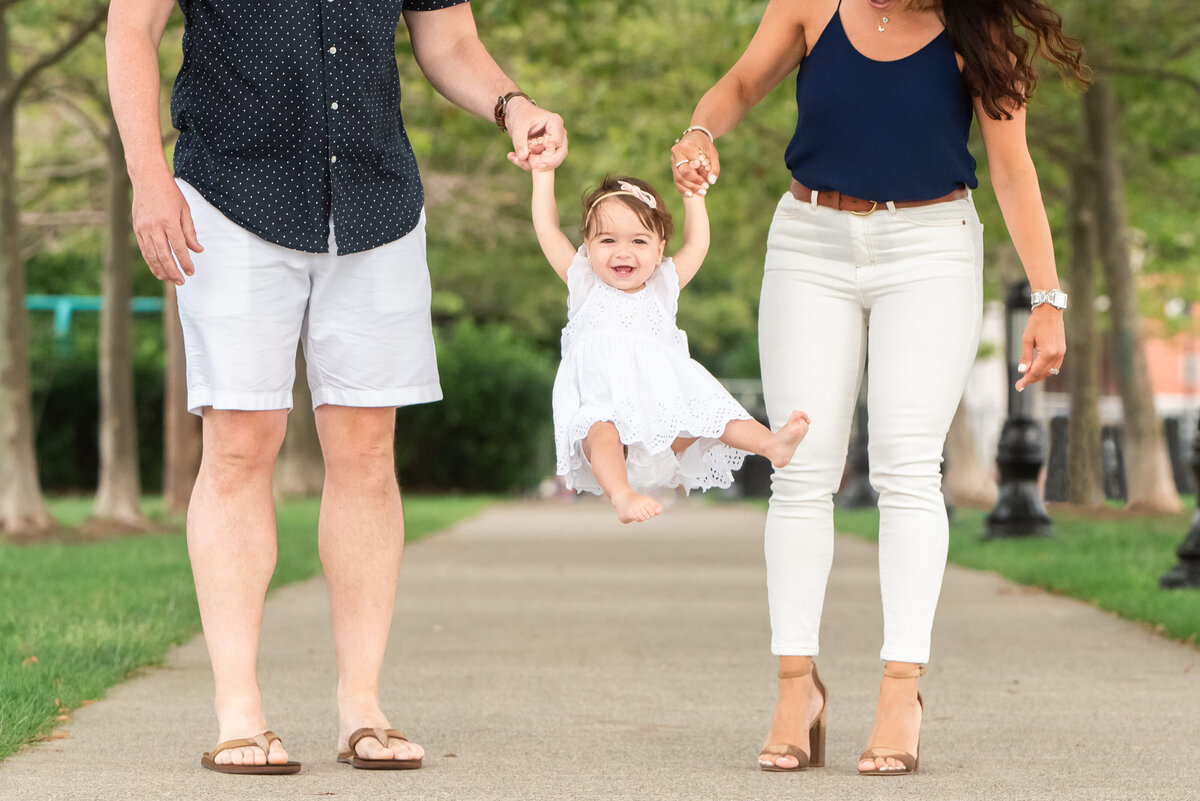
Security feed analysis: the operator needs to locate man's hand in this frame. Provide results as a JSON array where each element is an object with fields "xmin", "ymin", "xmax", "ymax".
[
  {"xmin": 504, "ymin": 98, "xmax": 567, "ymax": 172},
  {"xmin": 133, "ymin": 175, "xmax": 203, "ymax": 285}
]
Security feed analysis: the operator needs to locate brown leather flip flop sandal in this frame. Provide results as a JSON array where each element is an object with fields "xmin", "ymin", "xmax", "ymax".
[
  {"xmin": 337, "ymin": 727, "xmax": 423, "ymax": 770},
  {"xmin": 200, "ymin": 730, "xmax": 301, "ymax": 774}
]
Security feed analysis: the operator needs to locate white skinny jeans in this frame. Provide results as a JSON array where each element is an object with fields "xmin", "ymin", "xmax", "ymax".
[{"xmin": 759, "ymin": 190, "xmax": 983, "ymax": 664}]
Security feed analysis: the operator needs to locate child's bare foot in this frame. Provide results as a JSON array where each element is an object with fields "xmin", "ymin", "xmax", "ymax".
[
  {"xmin": 764, "ymin": 410, "xmax": 811, "ymax": 468},
  {"xmin": 611, "ymin": 489, "xmax": 662, "ymax": 523}
]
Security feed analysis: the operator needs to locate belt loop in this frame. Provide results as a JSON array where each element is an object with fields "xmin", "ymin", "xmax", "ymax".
[
  {"xmin": 885, "ymin": 200, "xmax": 897, "ymax": 215},
  {"xmin": 809, "ymin": 190, "xmax": 818, "ymax": 209}
]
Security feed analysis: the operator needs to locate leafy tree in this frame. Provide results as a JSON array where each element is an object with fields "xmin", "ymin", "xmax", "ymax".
[
  {"xmin": 1035, "ymin": 0, "xmax": 1199, "ymax": 511},
  {"xmin": 0, "ymin": 0, "xmax": 107, "ymax": 535}
]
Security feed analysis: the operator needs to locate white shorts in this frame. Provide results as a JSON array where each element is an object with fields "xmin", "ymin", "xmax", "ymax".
[{"xmin": 175, "ymin": 178, "xmax": 442, "ymax": 416}]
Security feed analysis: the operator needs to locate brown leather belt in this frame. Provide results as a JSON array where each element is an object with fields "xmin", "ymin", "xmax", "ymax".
[{"xmin": 790, "ymin": 179, "xmax": 966, "ymax": 215}]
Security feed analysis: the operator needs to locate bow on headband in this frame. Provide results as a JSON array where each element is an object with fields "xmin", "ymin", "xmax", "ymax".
[
  {"xmin": 584, "ymin": 181, "xmax": 658, "ymax": 228},
  {"xmin": 614, "ymin": 181, "xmax": 657, "ymax": 210}
]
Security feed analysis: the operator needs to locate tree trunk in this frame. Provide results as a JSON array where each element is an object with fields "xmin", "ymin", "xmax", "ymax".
[
  {"xmin": 1065, "ymin": 157, "xmax": 1104, "ymax": 507},
  {"xmin": 944, "ymin": 400, "xmax": 997, "ymax": 508},
  {"xmin": 1085, "ymin": 79, "xmax": 1180, "ymax": 513},
  {"xmin": 162, "ymin": 284, "xmax": 201, "ymax": 514},
  {"xmin": 0, "ymin": 13, "xmax": 53, "ymax": 535},
  {"xmin": 92, "ymin": 116, "xmax": 147, "ymax": 526},
  {"xmin": 274, "ymin": 348, "xmax": 324, "ymax": 499}
]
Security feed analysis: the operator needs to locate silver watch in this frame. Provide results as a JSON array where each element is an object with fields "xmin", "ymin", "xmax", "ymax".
[{"xmin": 1031, "ymin": 289, "xmax": 1068, "ymax": 310}]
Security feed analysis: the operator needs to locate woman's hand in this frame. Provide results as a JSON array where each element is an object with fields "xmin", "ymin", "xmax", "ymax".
[
  {"xmin": 671, "ymin": 130, "xmax": 720, "ymax": 197},
  {"xmin": 1015, "ymin": 306, "xmax": 1066, "ymax": 391}
]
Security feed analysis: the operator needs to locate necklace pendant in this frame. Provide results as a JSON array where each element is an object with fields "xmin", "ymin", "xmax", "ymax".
[{"xmin": 878, "ymin": 17, "xmax": 888, "ymax": 32}]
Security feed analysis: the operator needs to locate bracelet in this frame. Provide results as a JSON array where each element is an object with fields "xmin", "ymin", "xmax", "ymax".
[{"xmin": 678, "ymin": 125, "xmax": 714, "ymax": 143}]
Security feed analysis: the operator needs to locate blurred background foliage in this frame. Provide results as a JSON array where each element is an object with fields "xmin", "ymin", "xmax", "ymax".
[{"xmin": 11, "ymin": 0, "xmax": 1200, "ymax": 491}]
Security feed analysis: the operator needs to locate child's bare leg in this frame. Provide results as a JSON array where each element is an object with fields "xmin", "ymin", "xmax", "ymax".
[
  {"xmin": 583, "ymin": 421, "xmax": 663, "ymax": 523},
  {"xmin": 720, "ymin": 411, "xmax": 811, "ymax": 469},
  {"xmin": 672, "ymin": 436, "xmax": 699, "ymax": 456}
]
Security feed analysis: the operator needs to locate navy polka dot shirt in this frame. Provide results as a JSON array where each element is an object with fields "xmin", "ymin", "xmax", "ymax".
[{"xmin": 170, "ymin": 0, "xmax": 469, "ymax": 255}]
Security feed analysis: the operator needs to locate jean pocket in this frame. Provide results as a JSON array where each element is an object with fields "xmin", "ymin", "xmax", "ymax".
[{"xmin": 893, "ymin": 199, "xmax": 975, "ymax": 228}]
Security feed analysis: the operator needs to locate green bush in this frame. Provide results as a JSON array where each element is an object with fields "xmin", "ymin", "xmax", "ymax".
[
  {"xmin": 31, "ymin": 346, "xmax": 166, "ymax": 493},
  {"xmin": 395, "ymin": 321, "xmax": 556, "ymax": 493},
  {"xmin": 27, "ymin": 314, "xmax": 555, "ymax": 494}
]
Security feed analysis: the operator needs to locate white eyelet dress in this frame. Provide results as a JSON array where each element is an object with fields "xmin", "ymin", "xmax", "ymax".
[{"xmin": 553, "ymin": 247, "xmax": 754, "ymax": 495}]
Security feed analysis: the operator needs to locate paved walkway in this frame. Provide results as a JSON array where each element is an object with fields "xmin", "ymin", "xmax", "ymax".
[{"xmin": 1, "ymin": 499, "xmax": 1198, "ymax": 800}]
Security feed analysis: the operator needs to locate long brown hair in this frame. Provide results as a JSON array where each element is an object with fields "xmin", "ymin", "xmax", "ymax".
[{"xmin": 938, "ymin": 0, "xmax": 1089, "ymax": 120}]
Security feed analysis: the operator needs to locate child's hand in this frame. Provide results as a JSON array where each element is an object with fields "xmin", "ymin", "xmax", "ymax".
[
  {"xmin": 675, "ymin": 151, "xmax": 713, "ymax": 197},
  {"xmin": 514, "ymin": 135, "xmax": 559, "ymax": 171}
]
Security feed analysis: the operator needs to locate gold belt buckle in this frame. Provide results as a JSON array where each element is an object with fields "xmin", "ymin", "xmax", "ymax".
[{"xmin": 850, "ymin": 200, "xmax": 879, "ymax": 217}]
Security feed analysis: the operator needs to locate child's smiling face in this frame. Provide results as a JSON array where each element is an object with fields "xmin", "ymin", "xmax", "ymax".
[{"xmin": 584, "ymin": 201, "xmax": 665, "ymax": 293}]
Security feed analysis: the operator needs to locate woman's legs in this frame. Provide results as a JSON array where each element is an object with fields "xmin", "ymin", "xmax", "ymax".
[
  {"xmin": 758, "ymin": 201, "xmax": 867, "ymax": 767},
  {"xmin": 858, "ymin": 204, "xmax": 983, "ymax": 770},
  {"xmin": 585, "ymin": 421, "xmax": 662, "ymax": 522}
]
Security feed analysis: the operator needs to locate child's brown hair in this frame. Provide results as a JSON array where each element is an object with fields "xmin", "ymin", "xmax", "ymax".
[{"xmin": 580, "ymin": 176, "xmax": 674, "ymax": 244}]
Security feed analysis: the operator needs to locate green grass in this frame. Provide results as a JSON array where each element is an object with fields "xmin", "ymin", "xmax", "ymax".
[
  {"xmin": 831, "ymin": 504, "xmax": 1200, "ymax": 646},
  {"xmin": 0, "ymin": 495, "xmax": 491, "ymax": 762}
]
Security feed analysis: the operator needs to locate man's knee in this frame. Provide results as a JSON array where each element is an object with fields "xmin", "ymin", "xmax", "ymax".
[
  {"xmin": 201, "ymin": 409, "xmax": 288, "ymax": 476},
  {"xmin": 317, "ymin": 406, "xmax": 397, "ymax": 478}
]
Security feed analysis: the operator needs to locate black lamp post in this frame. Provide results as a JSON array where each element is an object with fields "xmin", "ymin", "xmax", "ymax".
[
  {"xmin": 983, "ymin": 281, "xmax": 1053, "ymax": 539},
  {"xmin": 1160, "ymin": 418, "xmax": 1200, "ymax": 588}
]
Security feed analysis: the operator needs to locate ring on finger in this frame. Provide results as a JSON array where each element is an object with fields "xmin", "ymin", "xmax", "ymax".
[
  {"xmin": 674, "ymin": 159, "xmax": 690, "ymax": 169},
  {"xmin": 1048, "ymin": 367, "xmax": 1060, "ymax": 375}
]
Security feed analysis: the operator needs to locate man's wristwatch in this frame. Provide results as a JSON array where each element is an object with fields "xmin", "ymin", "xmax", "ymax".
[
  {"xmin": 494, "ymin": 91, "xmax": 535, "ymax": 131},
  {"xmin": 1031, "ymin": 289, "xmax": 1069, "ymax": 310}
]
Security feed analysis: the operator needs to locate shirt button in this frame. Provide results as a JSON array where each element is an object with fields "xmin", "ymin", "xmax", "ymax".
[
  {"xmin": 330, "ymin": 155, "xmax": 338, "ymax": 163},
  {"xmin": 328, "ymin": 46, "xmax": 337, "ymax": 54},
  {"xmin": 331, "ymin": 101, "xmax": 339, "ymax": 110}
]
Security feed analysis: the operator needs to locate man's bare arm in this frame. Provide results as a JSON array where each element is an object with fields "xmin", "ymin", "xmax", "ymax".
[
  {"xmin": 107, "ymin": 0, "xmax": 202, "ymax": 284},
  {"xmin": 403, "ymin": 4, "xmax": 567, "ymax": 171}
]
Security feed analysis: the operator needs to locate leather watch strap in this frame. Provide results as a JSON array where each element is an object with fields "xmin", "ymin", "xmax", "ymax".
[{"xmin": 494, "ymin": 91, "xmax": 535, "ymax": 131}]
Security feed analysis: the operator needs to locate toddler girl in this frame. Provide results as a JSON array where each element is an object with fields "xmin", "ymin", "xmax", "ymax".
[{"xmin": 531, "ymin": 152, "xmax": 810, "ymax": 523}]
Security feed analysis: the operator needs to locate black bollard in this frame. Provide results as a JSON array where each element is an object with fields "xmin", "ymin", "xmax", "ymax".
[
  {"xmin": 1044, "ymin": 415, "xmax": 1070, "ymax": 503},
  {"xmin": 1164, "ymin": 417, "xmax": 1194, "ymax": 494},
  {"xmin": 733, "ymin": 409, "xmax": 773, "ymax": 499},
  {"xmin": 1101, "ymin": 425, "xmax": 1127, "ymax": 501},
  {"xmin": 983, "ymin": 282, "xmax": 1053, "ymax": 539},
  {"xmin": 1160, "ymin": 416, "xmax": 1200, "ymax": 589}
]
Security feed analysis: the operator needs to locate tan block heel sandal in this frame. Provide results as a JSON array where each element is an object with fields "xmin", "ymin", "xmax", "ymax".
[
  {"xmin": 758, "ymin": 662, "xmax": 828, "ymax": 772},
  {"xmin": 858, "ymin": 664, "xmax": 924, "ymax": 776}
]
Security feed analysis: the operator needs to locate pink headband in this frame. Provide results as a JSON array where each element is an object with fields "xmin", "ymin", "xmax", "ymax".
[{"xmin": 584, "ymin": 181, "xmax": 658, "ymax": 227}]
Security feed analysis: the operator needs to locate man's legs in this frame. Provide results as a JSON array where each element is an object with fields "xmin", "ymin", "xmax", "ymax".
[
  {"xmin": 315, "ymin": 404, "xmax": 423, "ymax": 763},
  {"xmin": 187, "ymin": 408, "xmax": 290, "ymax": 766}
]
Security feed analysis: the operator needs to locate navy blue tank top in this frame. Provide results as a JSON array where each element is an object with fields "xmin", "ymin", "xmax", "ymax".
[{"xmin": 784, "ymin": 5, "xmax": 978, "ymax": 202}]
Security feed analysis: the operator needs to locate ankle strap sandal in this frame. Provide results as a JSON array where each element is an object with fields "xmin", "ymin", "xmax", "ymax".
[
  {"xmin": 759, "ymin": 663, "xmax": 828, "ymax": 772},
  {"xmin": 859, "ymin": 664, "xmax": 925, "ymax": 776}
]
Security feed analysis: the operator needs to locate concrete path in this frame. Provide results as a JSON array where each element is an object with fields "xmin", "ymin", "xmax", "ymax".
[{"xmin": 1, "ymin": 498, "xmax": 1198, "ymax": 800}]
